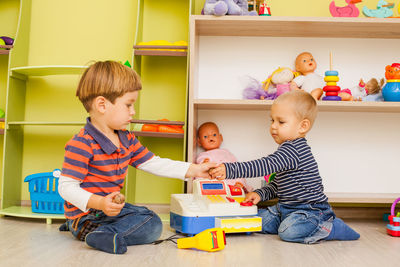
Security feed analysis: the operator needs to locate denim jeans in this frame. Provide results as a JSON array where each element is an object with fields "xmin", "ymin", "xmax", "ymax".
[
  {"xmin": 66, "ymin": 203, "xmax": 162, "ymax": 254},
  {"xmin": 258, "ymin": 202, "xmax": 335, "ymax": 244}
]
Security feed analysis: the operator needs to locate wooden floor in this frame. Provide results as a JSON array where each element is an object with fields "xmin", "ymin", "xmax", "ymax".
[{"xmin": 1, "ymin": 216, "xmax": 399, "ymax": 267}]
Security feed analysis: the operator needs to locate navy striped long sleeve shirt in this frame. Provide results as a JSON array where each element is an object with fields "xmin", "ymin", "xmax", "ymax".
[{"xmin": 224, "ymin": 138, "xmax": 328, "ymax": 205}]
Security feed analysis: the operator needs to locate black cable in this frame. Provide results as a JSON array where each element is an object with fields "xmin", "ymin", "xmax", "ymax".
[{"xmin": 152, "ymin": 233, "xmax": 184, "ymax": 245}]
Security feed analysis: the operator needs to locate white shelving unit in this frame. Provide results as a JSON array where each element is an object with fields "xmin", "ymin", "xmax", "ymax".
[{"xmin": 188, "ymin": 16, "xmax": 400, "ymax": 203}]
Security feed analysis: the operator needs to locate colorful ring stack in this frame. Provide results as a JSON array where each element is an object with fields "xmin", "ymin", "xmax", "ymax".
[{"xmin": 322, "ymin": 70, "xmax": 342, "ymax": 101}]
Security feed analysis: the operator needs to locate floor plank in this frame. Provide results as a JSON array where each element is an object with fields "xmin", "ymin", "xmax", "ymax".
[{"xmin": 0, "ymin": 216, "xmax": 399, "ymax": 267}]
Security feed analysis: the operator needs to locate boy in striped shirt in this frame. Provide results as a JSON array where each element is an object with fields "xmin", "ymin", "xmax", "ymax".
[
  {"xmin": 58, "ymin": 61, "xmax": 217, "ymax": 254},
  {"xmin": 210, "ymin": 90, "xmax": 360, "ymax": 244}
]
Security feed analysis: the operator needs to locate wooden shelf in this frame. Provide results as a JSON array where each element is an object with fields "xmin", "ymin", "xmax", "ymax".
[
  {"xmin": 0, "ymin": 45, "xmax": 13, "ymax": 55},
  {"xmin": 10, "ymin": 65, "xmax": 87, "ymax": 79},
  {"xmin": 192, "ymin": 15, "xmax": 400, "ymax": 39},
  {"xmin": 133, "ymin": 45, "xmax": 187, "ymax": 56},
  {"xmin": 194, "ymin": 99, "xmax": 400, "ymax": 113}
]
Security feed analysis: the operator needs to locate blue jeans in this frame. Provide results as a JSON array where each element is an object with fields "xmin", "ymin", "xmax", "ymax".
[
  {"xmin": 258, "ymin": 202, "xmax": 335, "ymax": 244},
  {"xmin": 66, "ymin": 203, "xmax": 162, "ymax": 254}
]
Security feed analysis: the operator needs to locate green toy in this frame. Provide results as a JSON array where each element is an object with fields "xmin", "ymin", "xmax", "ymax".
[{"xmin": 0, "ymin": 108, "xmax": 5, "ymax": 118}]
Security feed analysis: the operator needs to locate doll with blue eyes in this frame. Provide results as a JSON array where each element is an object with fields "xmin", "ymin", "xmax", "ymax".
[{"xmin": 196, "ymin": 122, "xmax": 252, "ymax": 192}]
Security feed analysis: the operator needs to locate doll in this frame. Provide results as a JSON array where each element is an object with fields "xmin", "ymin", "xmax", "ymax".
[
  {"xmin": 196, "ymin": 122, "xmax": 253, "ymax": 193},
  {"xmin": 263, "ymin": 67, "xmax": 297, "ymax": 97},
  {"xmin": 290, "ymin": 52, "xmax": 325, "ymax": 100},
  {"xmin": 362, "ymin": 78, "xmax": 385, "ymax": 101}
]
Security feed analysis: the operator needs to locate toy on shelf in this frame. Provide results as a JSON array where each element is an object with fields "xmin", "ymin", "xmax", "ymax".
[
  {"xmin": 24, "ymin": 169, "xmax": 64, "ymax": 214},
  {"xmin": 141, "ymin": 119, "xmax": 184, "ymax": 134},
  {"xmin": 202, "ymin": 0, "xmax": 258, "ymax": 16},
  {"xmin": 363, "ymin": 0, "xmax": 394, "ymax": 18},
  {"xmin": 387, "ymin": 197, "xmax": 400, "ymax": 237},
  {"xmin": 0, "ymin": 36, "xmax": 14, "ymax": 45},
  {"xmin": 329, "ymin": 0, "xmax": 362, "ymax": 17},
  {"xmin": 263, "ymin": 67, "xmax": 297, "ymax": 97},
  {"xmin": 349, "ymin": 79, "xmax": 367, "ymax": 100},
  {"xmin": 322, "ymin": 53, "xmax": 342, "ymax": 101},
  {"xmin": 382, "ymin": 63, "xmax": 400, "ymax": 101},
  {"xmin": 290, "ymin": 52, "xmax": 324, "ymax": 100},
  {"xmin": 196, "ymin": 122, "xmax": 252, "ymax": 193},
  {"xmin": 243, "ymin": 77, "xmax": 277, "ymax": 100},
  {"xmin": 259, "ymin": 1, "xmax": 271, "ymax": 16},
  {"xmin": 170, "ymin": 179, "xmax": 262, "ymax": 235},
  {"xmin": 0, "ymin": 108, "xmax": 4, "ymax": 131},
  {"xmin": 177, "ymin": 228, "xmax": 226, "ymax": 252},
  {"xmin": 362, "ymin": 78, "xmax": 384, "ymax": 101}
]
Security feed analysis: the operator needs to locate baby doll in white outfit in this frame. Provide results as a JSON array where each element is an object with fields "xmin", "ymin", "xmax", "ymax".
[
  {"xmin": 290, "ymin": 52, "xmax": 325, "ymax": 100},
  {"xmin": 196, "ymin": 122, "xmax": 252, "ymax": 193}
]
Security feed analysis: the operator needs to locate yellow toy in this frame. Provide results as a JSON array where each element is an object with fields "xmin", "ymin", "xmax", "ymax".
[{"xmin": 177, "ymin": 228, "xmax": 226, "ymax": 252}]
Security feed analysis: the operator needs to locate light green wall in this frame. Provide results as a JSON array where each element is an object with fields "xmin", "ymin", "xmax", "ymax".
[
  {"xmin": 18, "ymin": 0, "xmax": 138, "ymax": 200},
  {"xmin": 0, "ymin": 0, "xmax": 20, "ymax": 199}
]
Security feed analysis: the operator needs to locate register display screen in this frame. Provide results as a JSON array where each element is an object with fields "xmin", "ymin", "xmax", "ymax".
[
  {"xmin": 200, "ymin": 182, "xmax": 226, "ymax": 195},
  {"xmin": 202, "ymin": 183, "xmax": 224, "ymax": 190}
]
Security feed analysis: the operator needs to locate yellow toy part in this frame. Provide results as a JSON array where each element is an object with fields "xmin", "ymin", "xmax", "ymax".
[
  {"xmin": 324, "ymin": 76, "xmax": 339, "ymax": 82},
  {"xmin": 177, "ymin": 228, "xmax": 226, "ymax": 252},
  {"xmin": 326, "ymin": 81, "xmax": 337, "ymax": 86}
]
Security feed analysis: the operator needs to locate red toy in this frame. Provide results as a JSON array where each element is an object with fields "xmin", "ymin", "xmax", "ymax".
[{"xmin": 387, "ymin": 197, "xmax": 400, "ymax": 237}]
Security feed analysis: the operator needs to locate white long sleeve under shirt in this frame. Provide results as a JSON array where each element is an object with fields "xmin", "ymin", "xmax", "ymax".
[{"xmin": 58, "ymin": 156, "xmax": 190, "ymax": 212}]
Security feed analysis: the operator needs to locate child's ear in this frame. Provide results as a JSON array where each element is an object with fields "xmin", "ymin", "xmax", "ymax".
[
  {"xmin": 93, "ymin": 96, "xmax": 107, "ymax": 114},
  {"xmin": 220, "ymin": 134, "xmax": 223, "ymax": 142},
  {"xmin": 299, "ymin": 119, "xmax": 311, "ymax": 134}
]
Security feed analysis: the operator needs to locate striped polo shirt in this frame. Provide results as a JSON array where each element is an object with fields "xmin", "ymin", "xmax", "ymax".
[
  {"xmin": 61, "ymin": 117, "xmax": 154, "ymax": 219},
  {"xmin": 224, "ymin": 138, "xmax": 328, "ymax": 205}
]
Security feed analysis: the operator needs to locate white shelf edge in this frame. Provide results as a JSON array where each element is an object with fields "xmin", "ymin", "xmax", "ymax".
[{"xmin": 193, "ymin": 99, "xmax": 400, "ymax": 113}]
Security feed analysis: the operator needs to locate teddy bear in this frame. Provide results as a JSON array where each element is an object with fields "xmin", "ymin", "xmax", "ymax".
[{"xmin": 202, "ymin": 0, "xmax": 258, "ymax": 16}]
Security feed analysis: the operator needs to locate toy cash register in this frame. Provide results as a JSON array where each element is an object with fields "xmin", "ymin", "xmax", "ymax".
[{"xmin": 170, "ymin": 179, "xmax": 262, "ymax": 235}]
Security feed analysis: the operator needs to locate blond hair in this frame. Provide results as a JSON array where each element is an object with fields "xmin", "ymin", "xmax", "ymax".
[
  {"xmin": 274, "ymin": 90, "xmax": 317, "ymax": 126},
  {"xmin": 76, "ymin": 61, "xmax": 142, "ymax": 112}
]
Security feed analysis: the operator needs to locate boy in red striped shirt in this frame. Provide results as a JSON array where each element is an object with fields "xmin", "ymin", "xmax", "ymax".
[{"xmin": 59, "ymin": 61, "xmax": 216, "ymax": 254}]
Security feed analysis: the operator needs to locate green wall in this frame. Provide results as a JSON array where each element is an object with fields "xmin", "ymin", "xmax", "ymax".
[{"xmin": 0, "ymin": 0, "xmax": 20, "ymax": 199}]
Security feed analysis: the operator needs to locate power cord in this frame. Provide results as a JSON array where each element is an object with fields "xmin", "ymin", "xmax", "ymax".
[{"xmin": 152, "ymin": 233, "xmax": 184, "ymax": 245}]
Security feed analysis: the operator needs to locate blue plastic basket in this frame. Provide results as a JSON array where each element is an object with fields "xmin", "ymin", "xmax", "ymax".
[{"xmin": 24, "ymin": 169, "xmax": 64, "ymax": 214}]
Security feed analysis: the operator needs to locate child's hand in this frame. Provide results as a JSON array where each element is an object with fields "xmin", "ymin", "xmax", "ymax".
[
  {"xmin": 209, "ymin": 164, "xmax": 226, "ymax": 180},
  {"xmin": 186, "ymin": 162, "xmax": 218, "ymax": 178},
  {"xmin": 101, "ymin": 192, "xmax": 125, "ymax": 216},
  {"xmin": 244, "ymin": 192, "xmax": 261, "ymax": 205}
]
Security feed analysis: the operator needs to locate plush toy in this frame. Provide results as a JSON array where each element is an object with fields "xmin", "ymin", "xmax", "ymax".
[
  {"xmin": 263, "ymin": 67, "xmax": 297, "ymax": 97},
  {"xmin": 202, "ymin": 0, "xmax": 258, "ymax": 16},
  {"xmin": 243, "ymin": 77, "xmax": 277, "ymax": 100}
]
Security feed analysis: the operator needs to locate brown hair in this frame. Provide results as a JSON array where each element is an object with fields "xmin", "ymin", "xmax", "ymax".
[
  {"xmin": 76, "ymin": 61, "xmax": 142, "ymax": 112},
  {"xmin": 274, "ymin": 90, "xmax": 318, "ymax": 126}
]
